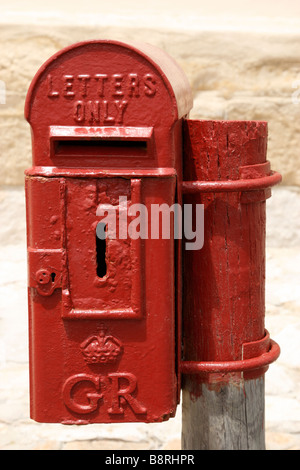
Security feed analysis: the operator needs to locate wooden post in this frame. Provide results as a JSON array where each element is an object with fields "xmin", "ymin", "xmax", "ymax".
[
  {"xmin": 181, "ymin": 120, "xmax": 279, "ymax": 450},
  {"xmin": 182, "ymin": 377, "xmax": 265, "ymax": 450}
]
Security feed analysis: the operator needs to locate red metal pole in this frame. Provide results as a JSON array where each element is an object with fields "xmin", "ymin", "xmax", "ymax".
[{"xmin": 181, "ymin": 120, "xmax": 281, "ymax": 450}]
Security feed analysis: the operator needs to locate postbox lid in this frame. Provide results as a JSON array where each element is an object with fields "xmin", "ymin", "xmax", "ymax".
[
  {"xmin": 25, "ymin": 40, "xmax": 193, "ymax": 169},
  {"xmin": 25, "ymin": 39, "xmax": 193, "ymax": 122}
]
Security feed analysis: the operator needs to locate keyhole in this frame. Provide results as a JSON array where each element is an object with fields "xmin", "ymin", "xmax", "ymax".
[{"xmin": 96, "ymin": 222, "xmax": 107, "ymax": 278}]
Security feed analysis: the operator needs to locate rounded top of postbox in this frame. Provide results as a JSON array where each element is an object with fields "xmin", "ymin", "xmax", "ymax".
[{"xmin": 25, "ymin": 39, "xmax": 193, "ymax": 124}]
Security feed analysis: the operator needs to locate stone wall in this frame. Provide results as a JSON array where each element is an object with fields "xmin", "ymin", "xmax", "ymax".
[{"xmin": 1, "ymin": 3, "xmax": 300, "ymax": 186}]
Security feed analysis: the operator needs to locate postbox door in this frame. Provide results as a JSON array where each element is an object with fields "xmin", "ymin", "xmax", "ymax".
[
  {"xmin": 62, "ymin": 177, "xmax": 143, "ymax": 320},
  {"xmin": 26, "ymin": 173, "xmax": 178, "ymax": 423}
]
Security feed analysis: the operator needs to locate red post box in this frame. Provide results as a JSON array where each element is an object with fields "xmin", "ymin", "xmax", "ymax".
[{"xmin": 25, "ymin": 40, "xmax": 193, "ymax": 423}]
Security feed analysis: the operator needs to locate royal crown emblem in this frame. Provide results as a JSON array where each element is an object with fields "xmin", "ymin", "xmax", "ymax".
[{"xmin": 81, "ymin": 325, "xmax": 123, "ymax": 364}]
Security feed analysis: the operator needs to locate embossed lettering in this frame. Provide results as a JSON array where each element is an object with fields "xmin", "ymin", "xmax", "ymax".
[
  {"xmin": 143, "ymin": 73, "xmax": 156, "ymax": 96},
  {"xmin": 63, "ymin": 372, "xmax": 147, "ymax": 416},
  {"xmin": 63, "ymin": 75, "xmax": 75, "ymax": 98},
  {"xmin": 94, "ymin": 74, "xmax": 108, "ymax": 97},
  {"xmin": 47, "ymin": 74, "xmax": 59, "ymax": 98},
  {"xmin": 47, "ymin": 72, "xmax": 157, "ymax": 100},
  {"xmin": 108, "ymin": 372, "xmax": 147, "ymax": 415},
  {"xmin": 74, "ymin": 100, "xmax": 85, "ymax": 122},
  {"xmin": 73, "ymin": 100, "xmax": 128, "ymax": 124},
  {"xmin": 114, "ymin": 100, "xmax": 128, "ymax": 124},
  {"xmin": 63, "ymin": 373, "xmax": 104, "ymax": 414},
  {"xmin": 112, "ymin": 74, "xmax": 124, "ymax": 97},
  {"xmin": 78, "ymin": 74, "xmax": 91, "ymax": 97},
  {"xmin": 128, "ymin": 73, "xmax": 140, "ymax": 97},
  {"xmin": 103, "ymin": 100, "xmax": 115, "ymax": 124},
  {"xmin": 46, "ymin": 72, "xmax": 158, "ymax": 123},
  {"xmin": 86, "ymin": 100, "xmax": 100, "ymax": 123}
]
